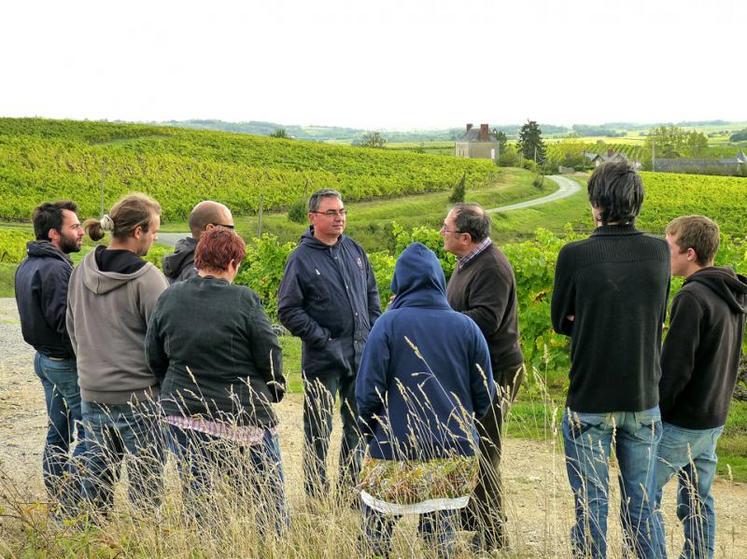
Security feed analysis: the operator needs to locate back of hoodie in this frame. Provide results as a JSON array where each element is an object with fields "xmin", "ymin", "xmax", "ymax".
[
  {"xmin": 66, "ymin": 246, "xmax": 169, "ymax": 404},
  {"xmin": 660, "ymin": 266, "xmax": 747, "ymax": 429}
]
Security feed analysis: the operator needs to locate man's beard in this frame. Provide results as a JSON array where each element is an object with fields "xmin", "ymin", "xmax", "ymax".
[{"xmin": 59, "ymin": 234, "xmax": 81, "ymax": 254}]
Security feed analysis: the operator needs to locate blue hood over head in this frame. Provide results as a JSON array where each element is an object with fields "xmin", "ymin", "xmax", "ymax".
[{"xmin": 390, "ymin": 242, "xmax": 450, "ymax": 310}]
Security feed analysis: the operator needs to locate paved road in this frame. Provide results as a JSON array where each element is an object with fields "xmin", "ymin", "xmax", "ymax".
[
  {"xmin": 157, "ymin": 232, "xmax": 190, "ymax": 247},
  {"xmin": 156, "ymin": 175, "xmax": 582, "ymax": 246},
  {"xmin": 486, "ymin": 174, "xmax": 582, "ymax": 214}
]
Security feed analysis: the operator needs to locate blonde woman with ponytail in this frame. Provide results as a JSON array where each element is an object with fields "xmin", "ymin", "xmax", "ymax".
[{"xmin": 66, "ymin": 193, "xmax": 169, "ymax": 513}]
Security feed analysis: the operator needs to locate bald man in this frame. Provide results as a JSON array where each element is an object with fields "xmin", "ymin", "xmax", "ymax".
[{"xmin": 163, "ymin": 201, "xmax": 235, "ymax": 283}]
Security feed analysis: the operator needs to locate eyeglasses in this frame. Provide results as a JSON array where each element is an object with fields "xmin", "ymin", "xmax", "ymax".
[
  {"xmin": 210, "ymin": 223, "xmax": 235, "ymax": 229},
  {"xmin": 312, "ymin": 209, "xmax": 347, "ymax": 218},
  {"xmin": 440, "ymin": 223, "xmax": 462, "ymax": 235}
]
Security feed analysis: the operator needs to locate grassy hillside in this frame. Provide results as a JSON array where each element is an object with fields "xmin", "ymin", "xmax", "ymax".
[{"xmin": 0, "ymin": 118, "xmax": 498, "ymax": 222}]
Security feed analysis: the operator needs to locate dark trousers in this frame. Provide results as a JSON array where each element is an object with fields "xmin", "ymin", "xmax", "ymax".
[
  {"xmin": 303, "ymin": 373, "xmax": 362, "ymax": 498},
  {"xmin": 362, "ymin": 504, "xmax": 457, "ymax": 558},
  {"xmin": 166, "ymin": 425, "xmax": 288, "ymax": 534},
  {"xmin": 460, "ymin": 364, "xmax": 524, "ymax": 550}
]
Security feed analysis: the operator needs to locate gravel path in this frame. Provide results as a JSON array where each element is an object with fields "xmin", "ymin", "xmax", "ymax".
[{"xmin": 1, "ymin": 297, "xmax": 745, "ymax": 557}]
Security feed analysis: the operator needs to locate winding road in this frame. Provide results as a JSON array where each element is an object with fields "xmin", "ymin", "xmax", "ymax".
[
  {"xmin": 156, "ymin": 174, "xmax": 583, "ymax": 247},
  {"xmin": 486, "ymin": 174, "xmax": 582, "ymax": 214}
]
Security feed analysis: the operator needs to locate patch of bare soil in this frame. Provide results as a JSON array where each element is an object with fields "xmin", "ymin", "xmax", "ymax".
[{"xmin": 1, "ymin": 298, "xmax": 745, "ymax": 557}]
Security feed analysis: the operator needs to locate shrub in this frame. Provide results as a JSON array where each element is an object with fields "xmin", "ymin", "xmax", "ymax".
[{"xmin": 287, "ymin": 199, "xmax": 307, "ymax": 224}]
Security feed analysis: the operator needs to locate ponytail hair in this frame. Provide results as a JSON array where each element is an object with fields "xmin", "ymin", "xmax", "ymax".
[{"xmin": 84, "ymin": 193, "xmax": 161, "ymax": 241}]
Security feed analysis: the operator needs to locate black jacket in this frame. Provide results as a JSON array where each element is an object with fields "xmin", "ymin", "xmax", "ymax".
[
  {"xmin": 277, "ymin": 228, "xmax": 381, "ymax": 378},
  {"xmin": 551, "ymin": 225, "xmax": 671, "ymax": 413},
  {"xmin": 15, "ymin": 241, "xmax": 75, "ymax": 358},
  {"xmin": 145, "ymin": 276, "xmax": 285, "ymax": 428},
  {"xmin": 660, "ymin": 267, "xmax": 747, "ymax": 429},
  {"xmin": 162, "ymin": 237, "xmax": 197, "ymax": 283}
]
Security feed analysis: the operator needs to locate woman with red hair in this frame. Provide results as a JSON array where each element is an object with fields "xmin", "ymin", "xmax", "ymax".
[{"xmin": 145, "ymin": 228, "xmax": 287, "ymax": 532}]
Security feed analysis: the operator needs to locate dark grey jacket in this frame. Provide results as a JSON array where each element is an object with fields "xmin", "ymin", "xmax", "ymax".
[
  {"xmin": 278, "ymin": 228, "xmax": 381, "ymax": 378},
  {"xmin": 146, "ymin": 276, "xmax": 285, "ymax": 428},
  {"xmin": 15, "ymin": 241, "xmax": 75, "ymax": 358},
  {"xmin": 162, "ymin": 237, "xmax": 197, "ymax": 284}
]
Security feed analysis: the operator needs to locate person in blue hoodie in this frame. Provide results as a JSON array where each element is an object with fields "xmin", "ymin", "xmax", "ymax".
[{"xmin": 356, "ymin": 242, "xmax": 494, "ymax": 558}]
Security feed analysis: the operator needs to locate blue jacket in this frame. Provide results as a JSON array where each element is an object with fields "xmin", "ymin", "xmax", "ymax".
[
  {"xmin": 356, "ymin": 242, "xmax": 494, "ymax": 461},
  {"xmin": 278, "ymin": 228, "xmax": 380, "ymax": 378},
  {"xmin": 15, "ymin": 241, "xmax": 75, "ymax": 358}
]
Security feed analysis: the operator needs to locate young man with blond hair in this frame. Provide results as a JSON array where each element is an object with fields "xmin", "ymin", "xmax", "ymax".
[{"xmin": 654, "ymin": 215, "xmax": 747, "ymax": 559}]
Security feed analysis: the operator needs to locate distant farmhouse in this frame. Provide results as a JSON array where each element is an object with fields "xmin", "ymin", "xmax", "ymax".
[
  {"xmin": 455, "ymin": 123, "xmax": 499, "ymax": 160},
  {"xmin": 583, "ymin": 150, "xmax": 642, "ymax": 169},
  {"xmin": 653, "ymin": 151, "xmax": 747, "ymax": 175}
]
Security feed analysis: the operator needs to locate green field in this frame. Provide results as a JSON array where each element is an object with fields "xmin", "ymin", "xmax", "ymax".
[{"xmin": 0, "ymin": 118, "xmax": 498, "ymax": 222}]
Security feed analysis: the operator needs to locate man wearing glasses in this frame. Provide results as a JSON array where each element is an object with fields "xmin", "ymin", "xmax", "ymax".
[
  {"xmin": 440, "ymin": 202, "xmax": 524, "ymax": 552},
  {"xmin": 163, "ymin": 200, "xmax": 234, "ymax": 283},
  {"xmin": 278, "ymin": 189, "xmax": 381, "ymax": 501}
]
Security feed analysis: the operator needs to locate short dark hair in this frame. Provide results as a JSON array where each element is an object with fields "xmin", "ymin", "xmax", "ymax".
[
  {"xmin": 452, "ymin": 203, "xmax": 490, "ymax": 243},
  {"xmin": 666, "ymin": 215, "xmax": 720, "ymax": 266},
  {"xmin": 587, "ymin": 162, "xmax": 644, "ymax": 225},
  {"xmin": 308, "ymin": 189, "xmax": 342, "ymax": 212},
  {"xmin": 32, "ymin": 201, "xmax": 78, "ymax": 241},
  {"xmin": 195, "ymin": 228, "xmax": 246, "ymax": 272}
]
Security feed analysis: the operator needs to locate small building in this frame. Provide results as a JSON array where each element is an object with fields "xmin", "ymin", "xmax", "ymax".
[
  {"xmin": 455, "ymin": 123, "xmax": 499, "ymax": 160},
  {"xmin": 584, "ymin": 150, "xmax": 641, "ymax": 169},
  {"xmin": 654, "ymin": 151, "xmax": 747, "ymax": 175}
]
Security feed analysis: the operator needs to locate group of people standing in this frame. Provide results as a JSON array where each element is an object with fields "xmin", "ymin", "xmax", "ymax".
[{"xmin": 13, "ymin": 160, "xmax": 746, "ymax": 558}]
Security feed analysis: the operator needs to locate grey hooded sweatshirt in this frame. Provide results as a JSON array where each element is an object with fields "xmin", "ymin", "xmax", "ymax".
[{"xmin": 66, "ymin": 248, "xmax": 169, "ymax": 404}]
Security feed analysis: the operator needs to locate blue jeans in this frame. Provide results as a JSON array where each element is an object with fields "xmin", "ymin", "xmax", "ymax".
[
  {"xmin": 362, "ymin": 504, "xmax": 457, "ymax": 558},
  {"xmin": 34, "ymin": 352, "xmax": 85, "ymax": 503},
  {"xmin": 654, "ymin": 423, "xmax": 723, "ymax": 559},
  {"xmin": 563, "ymin": 407, "xmax": 662, "ymax": 559},
  {"xmin": 80, "ymin": 398, "xmax": 164, "ymax": 512},
  {"xmin": 166, "ymin": 424, "xmax": 288, "ymax": 534},
  {"xmin": 303, "ymin": 374, "xmax": 362, "ymax": 498}
]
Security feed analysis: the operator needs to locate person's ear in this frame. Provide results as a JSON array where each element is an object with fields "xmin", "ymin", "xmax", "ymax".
[
  {"xmin": 686, "ymin": 247, "xmax": 698, "ymax": 262},
  {"xmin": 133, "ymin": 225, "xmax": 144, "ymax": 240}
]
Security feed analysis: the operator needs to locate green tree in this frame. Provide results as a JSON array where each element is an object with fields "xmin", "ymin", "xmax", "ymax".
[
  {"xmin": 493, "ymin": 129, "xmax": 508, "ymax": 157},
  {"xmin": 269, "ymin": 128, "xmax": 288, "ymax": 138},
  {"xmin": 359, "ymin": 131, "xmax": 387, "ymax": 148},
  {"xmin": 517, "ymin": 120, "xmax": 546, "ymax": 164},
  {"xmin": 645, "ymin": 125, "xmax": 708, "ymax": 158},
  {"xmin": 448, "ymin": 172, "xmax": 466, "ymax": 203}
]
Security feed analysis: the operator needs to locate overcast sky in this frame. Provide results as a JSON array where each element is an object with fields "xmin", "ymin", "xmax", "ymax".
[{"xmin": 2, "ymin": 0, "xmax": 745, "ymax": 130}]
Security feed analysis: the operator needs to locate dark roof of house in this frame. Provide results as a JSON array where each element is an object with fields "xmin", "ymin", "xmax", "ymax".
[{"xmin": 457, "ymin": 128, "xmax": 498, "ymax": 143}]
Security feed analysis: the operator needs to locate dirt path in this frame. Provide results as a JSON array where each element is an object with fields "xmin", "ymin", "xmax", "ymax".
[{"xmin": 1, "ymin": 298, "xmax": 745, "ymax": 557}]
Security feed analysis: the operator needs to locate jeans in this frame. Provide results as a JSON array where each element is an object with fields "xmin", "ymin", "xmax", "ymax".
[
  {"xmin": 460, "ymin": 364, "xmax": 524, "ymax": 550},
  {"xmin": 653, "ymin": 422, "xmax": 723, "ymax": 559},
  {"xmin": 563, "ymin": 407, "xmax": 662, "ymax": 559},
  {"xmin": 303, "ymin": 374, "xmax": 362, "ymax": 498},
  {"xmin": 362, "ymin": 503, "xmax": 457, "ymax": 558},
  {"xmin": 166, "ymin": 424, "xmax": 288, "ymax": 534},
  {"xmin": 33, "ymin": 352, "xmax": 85, "ymax": 504},
  {"xmin": 80, "ymin": 398, "xmax": 164, "ymax": 512}
]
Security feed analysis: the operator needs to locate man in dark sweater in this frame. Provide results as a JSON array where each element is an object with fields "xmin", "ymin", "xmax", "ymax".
[
  {"xmin": 162, "ymin": 200, "xmax": 234, "ymax": 283},
  {"xmin": 653, "ymin": 215, "xmax": 747, "ymax": 559},
  {"xmin": 15, "ymin": 200, "xmax": 85, "ymax": 507},
  {"xmin": 441, "ymin": 202, "xmax": 523, "ymax": 551},
  {"xmin": 551, "ymin": 162, "xmax": 670, "ymax": 559}
]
